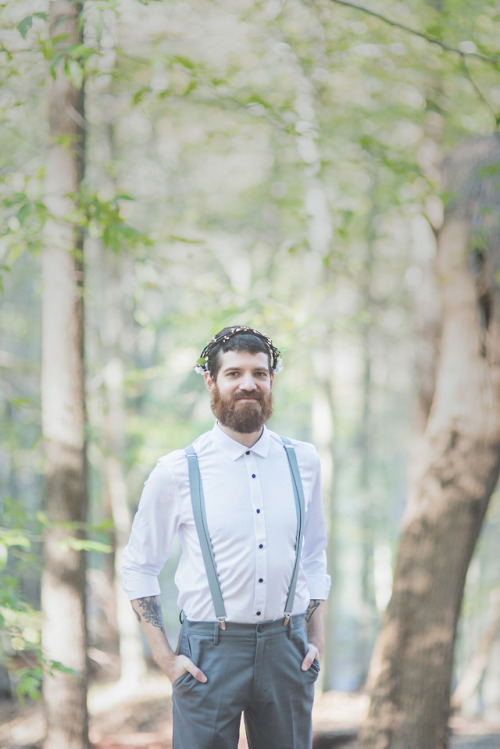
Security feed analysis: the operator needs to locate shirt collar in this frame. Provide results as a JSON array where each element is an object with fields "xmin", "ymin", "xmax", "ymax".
[{"xmin": 211, "ymin": 422, "xmax": 271, "ymax": 460}]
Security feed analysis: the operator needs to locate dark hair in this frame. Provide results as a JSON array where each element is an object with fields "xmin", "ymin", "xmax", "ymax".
[
  {"xmin": 195, "ymin": 326, "xmax": 281, "ymax": 379},
  {"xmin": 210, "ymin": 329, "xmax": 270, "ymax": 378}
]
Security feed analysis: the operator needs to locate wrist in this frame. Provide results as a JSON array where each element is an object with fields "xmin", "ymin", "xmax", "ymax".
[
  {"xmin": 152, "ymin": 642, "xmax": 177, "ymax": 671},
  {"xmin": 307, "ymin": 639, "xmax": 323, "ymax": 661}
]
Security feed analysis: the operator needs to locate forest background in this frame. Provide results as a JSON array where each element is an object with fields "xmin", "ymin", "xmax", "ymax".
[{"xmin": 2, "ymin": 0, "xmax": 500, "ymax": 747}]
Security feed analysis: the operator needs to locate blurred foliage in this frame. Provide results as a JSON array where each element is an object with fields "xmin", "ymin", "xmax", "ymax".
[
  {"xmin": 0, "ymin": 499, "xmax": 109, "ymax": 701},
  {"xmin": 1, "ymin": 0, "xmax": 500, "ymax": 700}
]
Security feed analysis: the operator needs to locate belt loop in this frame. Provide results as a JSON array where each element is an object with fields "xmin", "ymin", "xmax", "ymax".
[
  {"xmin": 213, "ymin": 621, "xmax": 220, "ymax": 646},
  {"xmin": 179, "ymin": 609, "xmax": 185, "ymax": 624}
]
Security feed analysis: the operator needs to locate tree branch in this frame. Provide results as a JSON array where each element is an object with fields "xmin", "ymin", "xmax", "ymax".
[
  {"xmin": 329, "ymin": 0, "xmax": 499, "ymax": 66},
  {"xmin": 460, "ymin": 57, "xmax": 500, "ymax": 127}
]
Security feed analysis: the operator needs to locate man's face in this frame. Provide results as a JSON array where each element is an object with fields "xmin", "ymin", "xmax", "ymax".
[{"xmin": 204, "ymin": 350, "xmax": 274, "ymax": 434}]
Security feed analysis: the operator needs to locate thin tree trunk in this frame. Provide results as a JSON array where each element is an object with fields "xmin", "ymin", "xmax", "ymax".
[
  {"xmin": 359, "ymin": 135, "xmax": 500, "ymax": 749},
  {"xmin": 287, "ymin": 21, "xmax": 337, "ymax": 687},
  {"xmin": 357, "ymin": 180, "xmax": 379, "ymax": 679},
  {"xmin": 102, "ymin": 261, "xmax": 147, "ymax": 683},
  {"xmin": 41, "ymin": 2, "xmax": 88, "ymax": 747},
  {"xmin": 451, "ymin": 589, "xmax": 500, "ymax": 711},
  {"xmin": 312, "ymin": 344, "xmax": 338, "ymax": 691}
]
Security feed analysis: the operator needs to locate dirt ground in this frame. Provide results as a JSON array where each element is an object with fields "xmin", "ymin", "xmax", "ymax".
[{"xmin": 1, "ymin": 675, "xmax": 500, "ymax": 749}]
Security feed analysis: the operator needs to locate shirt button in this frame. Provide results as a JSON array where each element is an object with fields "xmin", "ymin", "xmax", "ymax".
[
  {"xmin": 259, "ymin": 544, "xmax": 264, "ymax": 549},
  {"xmin": 246, "ymin": 451, "xmax": 250, "ymax": 455},
  {"xmin": 256, "ymin": 611, "xmax": 261, "ymax": 616},
  {"xmin": 258, "ymin": 578, "xmax": 263, "ymax": 583},
  {"xmin": 256, "ymin": 509, "xmax": 261, "ymax": 514},
  {"xmin": 251, "ymin": 474, "xmax": 256, "ymax": 478}
]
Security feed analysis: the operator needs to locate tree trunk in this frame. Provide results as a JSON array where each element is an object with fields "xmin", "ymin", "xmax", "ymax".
[
  {"xmin": 101, "ymin": 259, "xmax": 147, "ymax": 683},
  {"xmin": 41, "ymin": 2, "xmax": 88, "ymax": 748},
  {"xmin": 451, "ymin": 588, "xmax": 500, "ymax": 712},
  {"xmin": 359, "ymin": 135, "xmax": 500, "ymax": 749},
  {"xmin": 312, "ymin": 343, "xmax": 338, "ymax": 691}
]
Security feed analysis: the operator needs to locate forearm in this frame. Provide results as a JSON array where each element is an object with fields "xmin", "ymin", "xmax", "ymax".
[
  {"xmin": 131, "ymin": 596, "xmax": 177, "ymax": 678},
  {"xmin": 131, "ymin": 596, "xmax": 207, "ymax": 685},
  {"xmin": 305, "ymin": 599, "xmax": 325, "ymax": 661}
]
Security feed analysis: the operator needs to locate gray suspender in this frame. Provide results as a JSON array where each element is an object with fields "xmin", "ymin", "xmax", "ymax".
[
  {"xmin": 184, "ymin": 437, "xmax": 305, "ymax": 628},
  {"xmin": 281, "ymin": 437, "xmax": 305, "ymax": 625},
  {"xmin": 185, "ymin": 445, "xmax": 227, "ymax": 629}
]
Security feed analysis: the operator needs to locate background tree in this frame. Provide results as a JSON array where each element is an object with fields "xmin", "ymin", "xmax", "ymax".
[
  {"xmin": 40, "ymin": 1, "xmax": 88, "ymax": 747},
  {"xmin": 359, "ymin": 135, "xmax": 500, "ymax": 749}
]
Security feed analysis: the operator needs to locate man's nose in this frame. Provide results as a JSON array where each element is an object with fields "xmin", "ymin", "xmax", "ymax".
[{"xmin": 240, "ymin": 372, "xmax": 257, "ymax": 390}]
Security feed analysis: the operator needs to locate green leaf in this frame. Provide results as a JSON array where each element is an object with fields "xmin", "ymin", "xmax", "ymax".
[
  {"xmin": 477, "ymin": 163, "xmax": 500, "ymax": 179},
  {"xmin": 36, "ymin": 511, "xmax": 49, "ymax": 526},
  {"xmin": 17, "ymin": 16, "xmax": 34, "ymax": 39},
  {"xmin": 66, "ymin": 44, "xmax": 95, "ymax": 62},
  {"xmin": 17, "ymin": 674, "xmax": 42, "ymax": 703},
  {"xmin": 167, "ymin": 234, "xmax": 204, "ymax": 244},
  {"xmin": 10, "ymin": 397, "xmax": 31, "ymax": 409},
  {"xmin": 44, "ymin": 658, "xmax": 81, "ymax": 679},
  {"xmin": 0, "ymin": 542, "xmax": 7, "ymax": 569},
  {"xmin": 39, "ymin": 38, "xmax": 56, "ymax": 62},
  {"xmin": 90, "ymin": 518, "xmax": 115, "ymax": 532},
  {"xmin": 132, "ymin": 86, "xmax": 152, "ymax": 106},
  {"xmin": 57, "ymin": 538, "xmax": 112, "ymax": 554},
  {"xmin": 65, "ymin": 58, "xmax": 84, "ymax": 89},
  {"xmin": 171, "ymin": 55, "xmax": 196, "ymax": 71},
  {"xmin": 17, "ymin": 13, "xmax": 48, "ymax": 39},
  {"xmin": 16, "ymin": 202, "xmax": 31, "ymax": 224},
  {"xmin": 22, "ymin": 626, "xmax": 40, "ymax": 645},
  {"xmin": 3, "ymin": 533, "xmax": 31, "ymax": 550},
  {"xmin": 16, "ymin": 667, "xmax": 44, "ymax": 705}
]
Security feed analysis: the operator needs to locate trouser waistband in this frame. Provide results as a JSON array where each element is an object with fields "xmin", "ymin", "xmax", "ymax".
[{"xmin": 181, "ymin": 613, "xmax": 305, "ymax": 643}]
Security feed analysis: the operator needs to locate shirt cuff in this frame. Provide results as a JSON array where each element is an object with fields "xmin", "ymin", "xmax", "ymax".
[
  {"xmin": 306, "ymin": 573, "xmax": 331, "ymax": 601},
  {"xmin": 122, "ymin": 571, "xmax": 161, "ymax": 601}
]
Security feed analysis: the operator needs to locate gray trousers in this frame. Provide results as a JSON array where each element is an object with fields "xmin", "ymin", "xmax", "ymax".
[{"xmin": 172, "ymin": 614, "xmax": 319, "ymax": 749}]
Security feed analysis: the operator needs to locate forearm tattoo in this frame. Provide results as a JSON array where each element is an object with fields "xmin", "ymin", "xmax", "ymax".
[
  {"xmin": 305, "ymin": 599, "xmax": 320, "ymax": 623},
  {"xmin": 135, "ymin": 596, "xmax": 166, "ymax": 634}
]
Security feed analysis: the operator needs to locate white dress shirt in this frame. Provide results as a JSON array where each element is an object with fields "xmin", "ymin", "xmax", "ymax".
[{"xmin": 123, "ymin": 422, "xmax": 331, "ymax": 623}]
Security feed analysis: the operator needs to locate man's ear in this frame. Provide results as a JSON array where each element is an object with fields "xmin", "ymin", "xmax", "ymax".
[{"xmin": 204, "ymin": 370, "xmax": 216, "ymax": 392}]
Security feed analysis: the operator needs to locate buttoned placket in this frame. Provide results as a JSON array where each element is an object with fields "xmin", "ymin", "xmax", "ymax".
[{"xmin": 244, "ymin": 450, "xmax": 267, "ymax": 619}]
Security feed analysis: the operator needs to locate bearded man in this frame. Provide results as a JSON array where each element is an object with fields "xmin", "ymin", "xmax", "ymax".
[{"xmin": 122, "ymin": 326, "xmax": 331, "ymax": 749}]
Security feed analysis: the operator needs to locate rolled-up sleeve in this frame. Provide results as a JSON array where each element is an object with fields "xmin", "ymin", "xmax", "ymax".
[
  {"xmin": 122, "ymin": 459, "xmax": 179, "ymax": 600},
  {"xmin": 302, "ymin": 452, "xmax": 331, "ymax": 600}
]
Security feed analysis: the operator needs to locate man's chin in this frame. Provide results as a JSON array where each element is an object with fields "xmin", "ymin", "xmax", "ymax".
[
  {"xmin": 219, "ymin": 416, "xmax": 265, "ymax": 434},
  {"xmin": 233, "ymin": 422, "xmax": 265, "ymax": 434}
]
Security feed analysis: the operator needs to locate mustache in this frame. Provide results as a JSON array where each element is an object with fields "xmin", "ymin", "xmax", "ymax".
[{"xmin": 232, "ymin": 391, "xmax": 264, "ymax": 403}]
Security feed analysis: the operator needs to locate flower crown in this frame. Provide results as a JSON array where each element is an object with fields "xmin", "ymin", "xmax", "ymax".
[{"xmin": 194, "ymin": 326, "xmax": 283, "ymax": 374}]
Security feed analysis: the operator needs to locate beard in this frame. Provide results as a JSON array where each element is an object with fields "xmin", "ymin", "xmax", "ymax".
[{"xmin": 211, "ymin": 386, "xmax": 273, "ymax": 433}]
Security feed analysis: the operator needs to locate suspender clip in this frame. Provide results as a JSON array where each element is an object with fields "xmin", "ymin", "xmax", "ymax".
[
  {"xmin": 283, "ymin": 613, "xmax": 290, "ymax": 626},
  {"xmin": 218, "ymin": 617, "xmax": 226, "ymax": 630}
]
